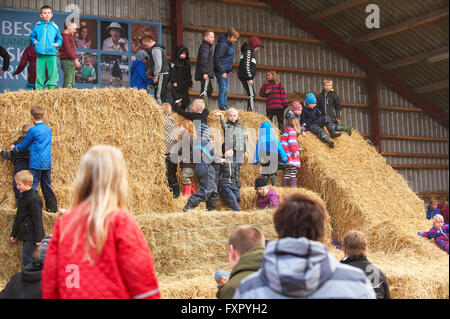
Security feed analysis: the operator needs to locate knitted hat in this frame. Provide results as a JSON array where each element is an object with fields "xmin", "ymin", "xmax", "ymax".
[
  {"xmin": 305, "ymin": 93, "xmax": 317, "ymax": 105},
  {"xmin": 255, "ymin": 177, "xmax": 268, "ymax": 189},
  {"xmin": 136, "ymin": 50, "xmax": 149, "ymax": 62},
  {"xmin": 292, "ymin": 101, "xmax": 302, "ymax": 111},
  {"xmin": 214, "ymin": 270, "xmax": 230, "ymax": 282},
  {"xmin": 248, "ymin": 36, "xmax": 263, "ymax": 49},
  {"xmin": 39, "ymin": 235, "xmax": 52, "ymax": 262}
]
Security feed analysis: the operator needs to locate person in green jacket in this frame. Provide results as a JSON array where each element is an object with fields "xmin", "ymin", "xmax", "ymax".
[{"xmin": 216, "ymin": 225, "xmax": 265, "ymax": 299}]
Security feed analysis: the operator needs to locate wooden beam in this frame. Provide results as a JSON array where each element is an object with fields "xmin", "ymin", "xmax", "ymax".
[
  {"xmin": 351, "ymin": 8, "xmax": 449, "ymax": 44},
  {"xmin": 390, "ymin": 164, "xmax": 449, "ymax": 169},
  {"xmin": 381, "ymin": 135, "xmax": 449, "ymax": 142},
  {"xmin": 414, "ymin": 80, "xmax": 449, "ymax": 94},
  {"xmin": 219, "ymin": 0, "xmax": 270, "ymax": 8},
  {"xmin": 379, "ymin": 105, "xmax": 423, "ymax": 112},
  {"xmin": 382, "ymin": 152, "xmax": 449, "ymax": 159},
  {"xmin": 311, "ymin": 0, "xmax": 369, "ymax": 20},
  {"xmin": 182, "ymin": 25, "xmax": 321, "ymax": 45},
  {"xmin": 384, "ymin": 46, "xmax": 449, "ymax": 70}
]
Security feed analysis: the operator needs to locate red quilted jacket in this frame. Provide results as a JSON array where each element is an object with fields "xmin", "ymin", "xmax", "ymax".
[{"xmin": 41, "ymin": 204, "xmax": 160, "ymax": 299}]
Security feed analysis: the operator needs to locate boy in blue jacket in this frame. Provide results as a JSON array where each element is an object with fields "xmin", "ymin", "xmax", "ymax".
[
  {"xmin": 30, "ymin": 5, "xmax": 63, "ymax": 90},
  {"xmin": 130, "ymin": 50, "xmax": 154, "ymax": 91},
  {"xmin": 253, "ymin": 121, "xmax": 288, "ymax": 186},
  {"xmin": 426, "ymin": 198, "xmax": 440, "ymax": 220},
  {"xmin": 11, "ymin": 105, "xmax": 58, "ymax": 213}
]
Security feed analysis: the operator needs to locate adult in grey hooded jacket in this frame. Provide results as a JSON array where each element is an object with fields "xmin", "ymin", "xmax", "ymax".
[{"xmin": 234, "ymin": 193, "xmax": 376, "ymax": 299}]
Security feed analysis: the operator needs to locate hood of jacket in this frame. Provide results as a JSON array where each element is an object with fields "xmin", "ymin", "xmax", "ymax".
[
  {"xmin": 130, "ymin": 59, "xmax": 144, "ymax": 73},
  {"xmin": 240, "ymin": 42, "xmax": 252, "ymax": 53},
  {"xmin": 259, "ymin": 237, "xmax": 338, "ymax": 298},
  {"xmin": 258, "ymin": 121, "xmax": 277, "ymax": 152},
  {"xmin": 174, "ymin": 45, "xmax": 190, "ymax": 64},
  {"xmin": 218, "ymin": 33, "xmax": 231, "ymax": 46},
  {"xmin": 21, "ymin": 262, "xmax": 43, "ymax": 283}
]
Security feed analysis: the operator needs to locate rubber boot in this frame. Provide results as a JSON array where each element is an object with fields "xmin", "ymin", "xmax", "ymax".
[
  {"xmin": 337, "ymin": 124, "xmax": 352, "ymax": 136},
  {"xmin": 171, "ymin": 184, "xmax": 180, "ymax": 198},
  {"xmin": 289, "ymin": 178, "xmax": 298, "ymax": 188},
  {"xmin": 321, "ymin": 134, "xmax": 334, "ymax": 148},
  {"xmin": 270, "ymin": 174, "xmax": 278, "ymax": 187},
  {"xmin": 283, "ymin": 177, "xmax": 289, "ymax": 187},
  {"xmin": 183, "ymin": 185, "xmax": 191, "ymax": 197},
  {"xmin": 327, "ymin": 124, "xmax": 342, "ymax": 138},
  {"xmin": 47, "ymin": 85, "xmax": 57, "ymax": 90}
]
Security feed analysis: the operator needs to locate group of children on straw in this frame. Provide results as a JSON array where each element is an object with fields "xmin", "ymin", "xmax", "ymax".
[{"xmin": 418, "ymin": 197, "xmax": 449, "ymax": 253}]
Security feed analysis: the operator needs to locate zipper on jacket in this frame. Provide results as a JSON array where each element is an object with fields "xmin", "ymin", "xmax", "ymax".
[{"xmin": 43, "ymin": 23, "xmax": 48, "ymax": 54}]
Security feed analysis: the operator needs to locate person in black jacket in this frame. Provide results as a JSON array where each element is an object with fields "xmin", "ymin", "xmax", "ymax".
[
  {"xmin": 218, "ymin": 145, "xmax": 241, "ymax": 211},
  {"xmin": 340, "ymin": 230, "xmax": 391, "ymax": 299},
  {"xmin": 170, "ymin": 46, "xmax": 193, "ymax": 110},
  {"xmin": 0, "ymin": 44, "xmax": 10, "ymax": 76},
  {"xmin": 1, "ymin": 124, "xmax": 32, "ymax": 204},
  {"xmin": 316, "ymin": 78, "xmax": 352, "ymax": 135},
  {"xmin": 10, "ymin": 170, "xmax": 45, "ymax": 266},
  {"xmin": 0, "ymin": 235, "xmax": 51, "ymax": 299},
  {"xmin": 195, "ymin": 30, "xmax": 215, "ymax": 110},
  {"xmin": 238, "ymin": 36, "xmax": 263, "ymax": 111}
]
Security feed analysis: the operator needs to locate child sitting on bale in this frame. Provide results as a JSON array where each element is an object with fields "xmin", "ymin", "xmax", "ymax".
[
  {"xmin": 255, "ymin": 177, "xmax": 279, "ymax": 209},
  {"xmin": 280, "ymin": 117, "xmax": 303, "ymax": 188},
  {"xmin": 418, "ymin": 214, "xmax": 449, "ymax": 253},
  {"xmin": 214, "ymin": 270, "xmax": 229, "ymax": 290},
  {"xmin": 426, "ymin": 198, "xmax": 440, "ymax": 220}
]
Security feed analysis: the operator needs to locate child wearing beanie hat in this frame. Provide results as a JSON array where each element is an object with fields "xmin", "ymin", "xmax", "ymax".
[
  {"xmin": 301, "ymin": 92, "xmax": 342, "ymax": 148},
  {"xmin": 238, "ymin": 36, "xmax": 263, "ymax": 111},
  {"xmin": 255, "ymin": 177, "xmax": 280, "ymax": 209},
  {"xmin": 214, "ymin": 270, "xmax": 230, "ymax": 289}
]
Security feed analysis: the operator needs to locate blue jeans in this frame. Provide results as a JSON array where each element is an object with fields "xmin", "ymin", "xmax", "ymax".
[
  {"xmin": 30, "ymin": 169, "xmax": 58, "ymax": 212},
  {"xmin": 22, "ymin": 241, "xmax": 37, "ymax": 266},
  {"xmin": 215, "ymin": 73, "xmax": 229, "ymax": 110}
]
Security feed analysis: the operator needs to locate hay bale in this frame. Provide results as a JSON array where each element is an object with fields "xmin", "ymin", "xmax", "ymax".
[{"xmin": 0, "ymin": 88, "xmax": 173, "ymax": 214}]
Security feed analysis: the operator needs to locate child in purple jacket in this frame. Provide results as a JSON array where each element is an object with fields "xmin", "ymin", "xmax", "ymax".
[
  {"xmin": 255, "ymin": 177, "xmax": 279, "ymax": 209},
  {"xmin": 418, "ymin": 214, "xmax": 449, "ymax": 253}
]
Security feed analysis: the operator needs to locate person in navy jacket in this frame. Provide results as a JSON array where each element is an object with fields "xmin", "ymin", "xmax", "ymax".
[{"xmin": 130, "ymin": 50, "xmax": 154, "ymax": 91}]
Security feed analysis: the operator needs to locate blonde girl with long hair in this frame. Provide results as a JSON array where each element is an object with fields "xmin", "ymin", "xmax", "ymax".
[
  {"xmin": 41, "ymin": 145, "xmax": 160, "ymax": 299},
  {"xmin": 259, "ymin": 71, "xmax": 289, "ymax": 133}
]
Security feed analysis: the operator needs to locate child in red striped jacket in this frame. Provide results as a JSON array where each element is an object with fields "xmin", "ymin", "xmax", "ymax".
[
  {"xmin": 259, "ymin": 71, "xmax": 288, "ymax": 133},
  {"xmin": 280, "ymin": 118, "xmax": 303, "ymax": 188}
]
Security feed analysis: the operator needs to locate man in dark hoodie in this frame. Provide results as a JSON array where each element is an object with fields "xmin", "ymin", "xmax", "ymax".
[
  {"xmin": 0, "ymin": 235, "xmax": 51, "ymax": 299},
  {"xmin": 170, "ymin": 46, "xmax": 193, "ymax": 110},
  {"xmin": 214, "ymin": 28, "xmax": 239, "ymax": 110},
  {"xmin": 195, "ymin": 30, "xmax": 215, "ymax": 110},
  {"xmin": 217, "ymin": 226, "xmax": 265, "ymax": 299},
  {"xmin": 142, "ymin": 34, "xmax": 170, "ymax": 104},
  {"xmin": 238, "ymin": 36, "xmax": 263, "ymax": 111},
  {"xmin": 1, "ymin": 124, "xmax": 32, "ymax": 204}
]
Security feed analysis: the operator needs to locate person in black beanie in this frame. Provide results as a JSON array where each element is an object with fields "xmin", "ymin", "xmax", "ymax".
[{"xmin": 0, "ymin": 235, "xmax": 51, "ymax": 299}]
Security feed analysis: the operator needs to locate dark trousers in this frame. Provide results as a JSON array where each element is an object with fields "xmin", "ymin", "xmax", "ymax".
[
  {"xmin": 165, "ymin": 154, "xmax": 179, "ymax": 197},
  {"xmin": 155, "ymin": 73, "xmax": 170, "ymax": 104},
  {"xmin": 187, "ymin": 163, "xmax": 218, "ymax": 209},
  {"xmin": 22, "ymin": 241, "xmax": 37, "ymax": 266},
  {"xmin": 171, "ymin": 86, "xmax": 191, "ymax": 110},
  {"xmin": 266, "ymin": 108, "xmax": 285, "ymax": 133},
  {"xmin": 29, "ymin": 168, "xmax": 58, "ymax": 212},
  {"xmin": 13, "ymin": 161, "xmax": 29, "ymax": 205},
  {"xmin": 309, "ymin": 116, "xmax": 334, "ymax": 139},
  {"xmin": 241, "ymin": 80, "xmax": 255, "ymax": 111},
  {"xmin": 218, "ymin": 183, "xmax": 240, "ymax": 211},
  {"xmin": 199, "ymin": 77, "xmax": 213, "ymax": 110}
]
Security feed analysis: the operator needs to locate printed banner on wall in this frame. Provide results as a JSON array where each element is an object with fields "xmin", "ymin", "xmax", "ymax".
[{"xmin": 0, "ymin": 8, "xmax": 161, "ymax": 91}]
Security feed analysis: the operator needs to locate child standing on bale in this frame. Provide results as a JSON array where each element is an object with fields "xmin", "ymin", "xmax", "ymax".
[
  {"xmin": 163, "ymin": 103, "xmax": 180, "ymax": 198},
  {"xmin": 195, "ymin": 30, "xmax": 215, "ymax": 110},
  {"xmin": 11, "ymin": 105, "xmax": 58, "ymax": 213},
  {"xmin": 41, "ymin": 145, "xmax": 161, "ymax": 299},
  {"xmin": 253, "ymin": 121, "xmax": 288, "ymax": 186},
  {"xmin": 170, "ymin": 45, "xmax": 193, "ymax": 110},
  {"xmin": 418, "ymin": 214, "xmax": 449, "ymax": 253},
  {"xmin": 2, "ymin": 124, "xmax": 32, "ymax": 204},
  {"xmin": 280, "ymin": 118, "xmax": 302, "ymax": 188},
  {"xmin": 59, "ymin": 22, "xmax": 81, "ymax": 88},
  {"xmin": 317, "ymin": 78, "xmax": 352, "ymax": 135},
  {"xmin": 10, "ymin": 170, "xmax": 45, "ymax": 266},
  {"xmin": 177, "ymin": 119, "xmax": 197, "ymax": 197},
  {"xmin": 301, "ymin": 93, "xmax": 341, "ymax": 148},
  {"xmin": 259, "ymin": 71, "xmax": 289, "ymax": 133},
  {"xmin": 218, "ymin": 145, "xmax": 241, "ymax": 211},
  {"xmin": 254, "ymin": 177, "xmax": 279, "ymax": 209}
]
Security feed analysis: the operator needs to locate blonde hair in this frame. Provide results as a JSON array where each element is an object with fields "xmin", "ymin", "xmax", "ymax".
[
  {"xmin": 285, "ymin": 117, "xmax": 302, "ymax": 135},
  {"xmin": 63, "ymin": 145, "xmax": 128, "ymax": 263},
  {"xmin": 343, "ymin": 230, "xmax": 367, "ymax": 259},
  {"xmin": 162, "ymin": 103, "xmax": 172, "ymax": 115},
  {"xmin": 227, "ymin": 107, "xmax": 239, "ymax": 117},
  {"xmin": 14, "ymin": 170, "xmax": 33, "ymax": 185},
  {"xmin": 265, "ymin": 71, "xmax": 280, "ymax": 86},
  {"xmin": 192, "ymin": 99, "xmax": 205, "ymax": 112},
  {"xmin": 180, "ymin": 119, "xmax": 196, "ymax": 138},
  {"xmin": 322, "ymin": 78, "xmax": 333, "ymax": 85}
]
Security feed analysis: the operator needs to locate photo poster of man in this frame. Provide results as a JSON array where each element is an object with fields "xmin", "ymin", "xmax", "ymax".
[{"xmin": 0, "ymin": 8, "xmax": 161, "ymax": 91}]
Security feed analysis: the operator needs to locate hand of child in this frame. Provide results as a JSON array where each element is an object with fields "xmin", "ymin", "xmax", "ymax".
[
  {"xmin": 229, "ymin": 72, "xmax": 233, "ymax": 78},
  {"xmin": 173, "ymin": 82, "xmax": 178, "ymax": 88},
  {"xmin": 175, "ymin": 99, "xmax": 182, "ymax": 105},
  {"xmin": 418, "ymin": 232, "xmax": 424, "ymax": 237},
  {"xmin": 222, "ymin": 73, "xmax": 227, "ymax": 79},
  {"xmin": 36, "ymin": 242, "xmax": 41, "ymax": 247},
  {"xmin": 214, "ymin": 112, "xmax": 223, "ymax": 117},
  {"xmin": 75, "ymin": 60, "xmax": 82, "ymax": 69},
  {"xmin": 244, "ymin": 152, "xmax": 249, "ymax": 162},
  {"xmin": 265, "ymin": 88, "xmax": 272, "ymax": 94},
  {"xmin": 154, "ymin": 77, "xmax": 159, "ymax": 84},
  {"xmin": 34, "ymin": 41, "xmax": 38, "ymax": 45},
  {"xmin": 220, "ymin": 158, "xmax": 226, "ymax": 165},
  {"xmin": 302, "ymin": 131, "xmax": 307, "ymax": 137},
  {"xmin": 203, "ymin": 74, "xmax": 208, "ymax": 80},
  {"xmin": 9, "ymin": 144, "xmax": 15, "ymax": 151},
  {"xmin": 52, "ymin": 43, "xmax": 59, "ymax": 47},
  {"xmin": 249, "ymin": 80, "xmax": 253, "ymax": 86},
  {"xmin": 10, "ymin": 237, "xmax": 16, "ymax": 243}
]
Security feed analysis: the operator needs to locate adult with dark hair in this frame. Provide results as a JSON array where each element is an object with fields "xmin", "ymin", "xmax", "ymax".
[
  {"xmin": 217, "ymin": 226, "xmax": 265, "ymax": 299},
  {"xmin": 0, "ymin": 44, "xmax": 10, "ymax": 76},
  {"xmin": 340, "ymin": 230, "xmax": 391, "ymax": 299},
  {"xmin": 0, "ymin": 235, "xmax": 51, "ymax": 299},
  {"xmin": 234, "ymin": 193, "xmax": 376, "ymax": 299}
]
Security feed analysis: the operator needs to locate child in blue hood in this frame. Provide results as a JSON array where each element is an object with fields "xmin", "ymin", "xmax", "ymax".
[
  {"xmin": 130, "ymin": 50, "xmax": 154, "ymax": 91},
  {"xmin": 253, "ymin": 121, "xmax": 288, "ymax": 186}
]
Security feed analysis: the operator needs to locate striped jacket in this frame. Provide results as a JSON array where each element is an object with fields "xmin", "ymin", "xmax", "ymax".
[
  {"xmin": 234, "ymin": 237, "xmax": 376, "ymax": 299},
  {"xmin": 259, "ymin": 81, "xmax": 288, "ymax": 111},
  {"xmin": 280, "ymin": 126, "xmax": 301, "ymax": 168}
]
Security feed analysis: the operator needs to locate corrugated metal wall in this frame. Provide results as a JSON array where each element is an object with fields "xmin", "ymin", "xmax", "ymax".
[{"xmin": 1, "ymin": 0, "xmax": 448, "ymax": 193}]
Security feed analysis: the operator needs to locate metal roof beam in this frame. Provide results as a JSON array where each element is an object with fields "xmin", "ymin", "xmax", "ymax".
[
  {"xmin": 311, "ymin": 0, "xmax": 370, "ymax": 20},
  {"xmin": 350, "ymin": 7, "xmax": 449, "ymax": 44},
  {"xmin": 384, "ymin": 46, "xmax": 449, "ymax": 70},
  {"xmin": 264, "ymin": 0, "xmax": 449, "ymax": 128},
  {"xmin": 414, "ymin": 80, "xmax": 449, "ymax": 94}
]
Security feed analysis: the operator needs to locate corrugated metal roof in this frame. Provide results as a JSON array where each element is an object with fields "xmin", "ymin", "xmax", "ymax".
[{"xmin": 286, "ymin": 0, "xmax": 449, "ymax": 114}]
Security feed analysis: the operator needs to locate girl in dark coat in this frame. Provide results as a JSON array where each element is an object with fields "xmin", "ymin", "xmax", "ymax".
[{"xmin": 170, "ymin": 46, "xmax": 193, "ymax": 110}]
